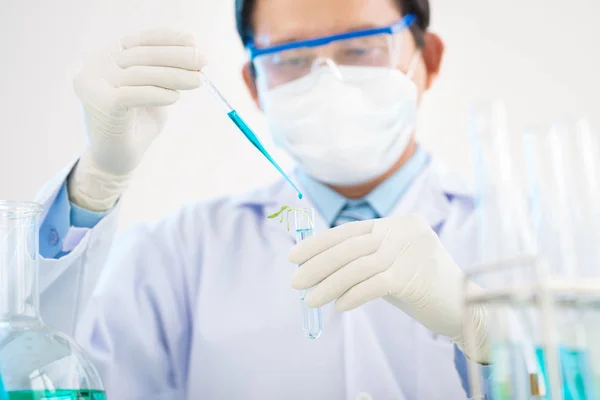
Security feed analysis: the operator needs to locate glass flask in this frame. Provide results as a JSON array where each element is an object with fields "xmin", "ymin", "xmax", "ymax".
[
  {"xmin": 0, "ymin": 201, "xmax": 106, "ymax": 400},
  {"xmin": 293, "ymin": 208, "xmax": 322, "ymax": 340}
]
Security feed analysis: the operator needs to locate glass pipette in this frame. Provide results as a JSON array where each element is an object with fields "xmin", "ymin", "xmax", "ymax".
[{"xmin": 201, "ymin": 71, "xmax": 303, "ymax": 199}]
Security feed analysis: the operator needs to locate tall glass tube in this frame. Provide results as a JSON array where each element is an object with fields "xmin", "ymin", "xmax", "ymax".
[
  {"xmin": 293, "ymin": 208, "xmax": 322, "ymax": 340},
  {"xmin": 522, "ymin": 120, "xmax": 600, "ymax": 400},
  {"xmin": 469, "ymin": 101, "xmax": 536, "ymax": 264},
  {"xmin": 466, "ymin": 102, "xmax": 554, "ymax": 399},
  {"xmin": 0, "ymin": 201, "xmax": 105, "ymax": 400},
  {"xmin": 523, "ymin": 122, "xmax": 579, "ymax": 279},
  {"xmin": 552, "ymin": 119, "xmax": 600, "ymax": 279}
]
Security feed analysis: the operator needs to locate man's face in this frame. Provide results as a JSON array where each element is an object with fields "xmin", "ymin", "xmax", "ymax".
[{"xmin": 242, "ymin": 0, "xmax": 443, "ymax": 105}]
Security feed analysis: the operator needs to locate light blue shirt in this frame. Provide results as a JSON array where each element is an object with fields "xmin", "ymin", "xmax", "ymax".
[
  {"xmin": 39, "ymin": 182, "xmax": 108, "ymax": 259},
  {"xmin": 297, "ymin": 145, "xmax": 431, "ymax": 227}
]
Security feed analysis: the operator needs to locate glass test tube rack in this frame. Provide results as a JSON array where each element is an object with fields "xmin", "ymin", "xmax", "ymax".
[{"xmin": 463, "ymin": 103, "xmax": 600, "ymax": 400}]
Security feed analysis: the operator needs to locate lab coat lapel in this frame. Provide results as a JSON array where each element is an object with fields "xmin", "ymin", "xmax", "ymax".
[{"xmin": 387, "ymin": 161, "xmax": 452, "ymax": 229}]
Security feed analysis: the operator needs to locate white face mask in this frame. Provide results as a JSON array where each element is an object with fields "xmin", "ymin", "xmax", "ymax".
[{"xmin": 259, "ymin": 64, "xmax": 419, "ymax": 186}]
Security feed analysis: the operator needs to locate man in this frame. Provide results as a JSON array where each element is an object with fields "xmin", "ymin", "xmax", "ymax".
[{"xmin": 35, "ymin": 0, "xmax": 490, "ymax": 398}]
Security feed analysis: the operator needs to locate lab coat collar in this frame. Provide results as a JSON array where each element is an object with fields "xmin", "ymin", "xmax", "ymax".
[
  {"xmin": 366, "ymin": 146, "xmax": 432, "ymax": 218},
  {"xmin": 35, "ymin": 157, "xmax": 80, "ymax": 223},
  {"xmin": 386, "ymin": 159, "xmax": 474, "ymax": 231}
]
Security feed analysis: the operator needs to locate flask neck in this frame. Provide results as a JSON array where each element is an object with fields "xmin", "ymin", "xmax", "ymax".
[{"xmin": 0, "ymin": 202, "xmax": 43, "ymax": 321}]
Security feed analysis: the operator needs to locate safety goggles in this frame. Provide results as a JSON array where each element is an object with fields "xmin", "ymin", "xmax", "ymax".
[{"xmin": 247, "ymin": 14, "xmax": 417, "ymax": 91}]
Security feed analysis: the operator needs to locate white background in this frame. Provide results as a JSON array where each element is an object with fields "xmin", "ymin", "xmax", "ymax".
[{"xmin": 1, "ymin": 0, "xmax": 599, "ymax": 230}]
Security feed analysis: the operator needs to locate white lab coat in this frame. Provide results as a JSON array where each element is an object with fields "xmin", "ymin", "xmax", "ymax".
[{"xmin": 35, "ymin": 160, "xmax": 482, "ymax": 400}]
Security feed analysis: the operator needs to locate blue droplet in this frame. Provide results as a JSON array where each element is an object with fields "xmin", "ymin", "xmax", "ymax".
[{"xmin": 298, "ymin": 193, "xmax": 303, "ymax": 199}]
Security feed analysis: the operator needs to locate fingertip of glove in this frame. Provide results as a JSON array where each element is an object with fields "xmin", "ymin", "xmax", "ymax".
[
  {"xmin": 334, "ymin": 299, "xmax": 351, "ymax": 313},
  {"xmin": 304, "ymin": 293, "xmax": 321, "ymax": 308},
  {"xmin": 172, "ymin": 29, "xmax": 197, "ymax": 47},
  {"xmin": 288, "ymin": 243, "xmax": 301, "ymax": 263},
  {"xmin": 120, "ymin": 27, "xmax": 197, "ymax": 50},
  {"xmin": 290, "ymin": 272, "xmax": 303, "ymax": 290},
  {"xmin": 197, "ymin": 50, "xmax": 210, "ymax": 68},
  {"xmin": 291, "ymin": 270, "xmax": 313, "ymax": 291}
]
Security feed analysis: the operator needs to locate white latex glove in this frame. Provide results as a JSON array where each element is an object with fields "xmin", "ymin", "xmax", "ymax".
[
  {"xmin": 69, "ymin": 28, "xmax": 207, "ymax": 211},
  {"xmin": 289, "ymin": 213, "xmax": 490, "ymax": 364}
]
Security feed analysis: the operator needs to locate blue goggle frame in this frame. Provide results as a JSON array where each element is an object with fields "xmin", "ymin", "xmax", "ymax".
[{"xmin": 247, "ymin": 13, "xmax": 417, "ymax": 60}]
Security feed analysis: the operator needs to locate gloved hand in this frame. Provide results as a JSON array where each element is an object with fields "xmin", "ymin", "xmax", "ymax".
[
  {"xmin": 68, "ymin": 28, "xmax": 207, "ymax": 211},
  {"xmin": 289, "ymin": 213, "xmax": 490, "ymax": 364}
]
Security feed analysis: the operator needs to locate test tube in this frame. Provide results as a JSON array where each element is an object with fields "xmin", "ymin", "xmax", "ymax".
[
  {"xmin": 469, "ymin": 101, "xmax": 536, "ymax": 263},
  {"xmin": 466, "ymin": 102, "xmax": 545, "ymax": 398},
  {"xmin": 293, "ymin": 208, "xmax": 323, "ymax": 340},
  {"xmin": 523, "ymin": 122, "xmax": 580, "ymax": 279},
  {"xmin": 549, "ymin": 120, "xmax": 600, "ymax": 280}
]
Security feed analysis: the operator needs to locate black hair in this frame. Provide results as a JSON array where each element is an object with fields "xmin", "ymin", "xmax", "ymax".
[{"xmin": 235, "ymin": 0, "xmax": 430, "ymax": 49}]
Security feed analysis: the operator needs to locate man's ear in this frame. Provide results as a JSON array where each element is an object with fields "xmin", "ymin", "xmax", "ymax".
[
  {"xmin": 242, "ymin": 62, "xmax": 261, "ymax": 109},
  {"xmin": 422, "ymin": 32, "xmax": 445, "ymax": 89}
]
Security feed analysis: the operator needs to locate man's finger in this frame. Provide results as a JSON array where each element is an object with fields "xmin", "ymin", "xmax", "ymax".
[
  {"xmin": 304, "ymin": 252, "xmax": 383, "ymax": 307},
  {"xmin": 335, "ymin": 273, "xmax": 389, "ymax": 312},
  {"xmin": 289, "ymin": 219, "xmax": 374, "ymax": 265},
  {"xmin": 113, "ymin": 46, "xmax": 206, "ymax": 71},
  {"xmin": 292, "ymin": 233, "xmax": 380, "ymax": 290},
  {"xmin": 120, "ymin": 27, "xmax": 196, "ymax": 49}
]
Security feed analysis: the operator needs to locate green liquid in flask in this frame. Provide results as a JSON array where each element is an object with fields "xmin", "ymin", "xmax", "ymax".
[
  {"xmin": 0, "ymin": 202, "xmax": 105, "ymax": 400},
  {"xmin": 2, "ymin": 390, "xmax": 106, "ymax": 400}
]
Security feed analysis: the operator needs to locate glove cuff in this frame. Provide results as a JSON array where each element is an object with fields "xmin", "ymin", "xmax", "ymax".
[
  {"xmin": 67, "ymin": 152, "xmax": 133, "ymax": 212},
  {"xmin": 455, "ymin": 283, "xmax": 490, "ymax": 365}
]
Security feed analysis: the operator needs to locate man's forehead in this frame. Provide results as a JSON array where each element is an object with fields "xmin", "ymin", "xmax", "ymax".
[{"xmin": 251, "ymin": 0, "xmax": 402, "ymax": 46}]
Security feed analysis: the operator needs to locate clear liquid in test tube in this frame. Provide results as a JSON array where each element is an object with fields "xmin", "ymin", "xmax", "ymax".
[{"xmin": 293, "ymin": 208, "xmax": 322, "ymax": 339}]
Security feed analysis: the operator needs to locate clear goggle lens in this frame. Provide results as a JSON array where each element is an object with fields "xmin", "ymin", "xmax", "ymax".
[{"xmin": 253, "ymin": 32, "xmax": 403, "ymax": 91}]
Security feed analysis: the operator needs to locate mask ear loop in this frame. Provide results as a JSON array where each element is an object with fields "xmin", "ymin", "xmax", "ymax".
[
  {"xmin": 388, "ymin": 32, "xmax": 421, "ymax": 79},
  {"xmin": 406, "ymin": 51, "xmax": 421, "ymax": 79}
]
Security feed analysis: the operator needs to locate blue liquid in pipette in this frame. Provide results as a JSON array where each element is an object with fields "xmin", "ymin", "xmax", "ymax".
[{"xmin": 227, "ymin": 110, "xmax": 303, "ymax": 199}]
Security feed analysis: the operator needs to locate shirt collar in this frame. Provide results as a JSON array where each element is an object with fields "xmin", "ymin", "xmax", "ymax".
[
  {"xmin": 296, "ymin": 145, "xmax": 431, "ymax": 226},
  {"xmin": 367, "ymin": 145, "xmax": 430, "ymax": 217}
]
